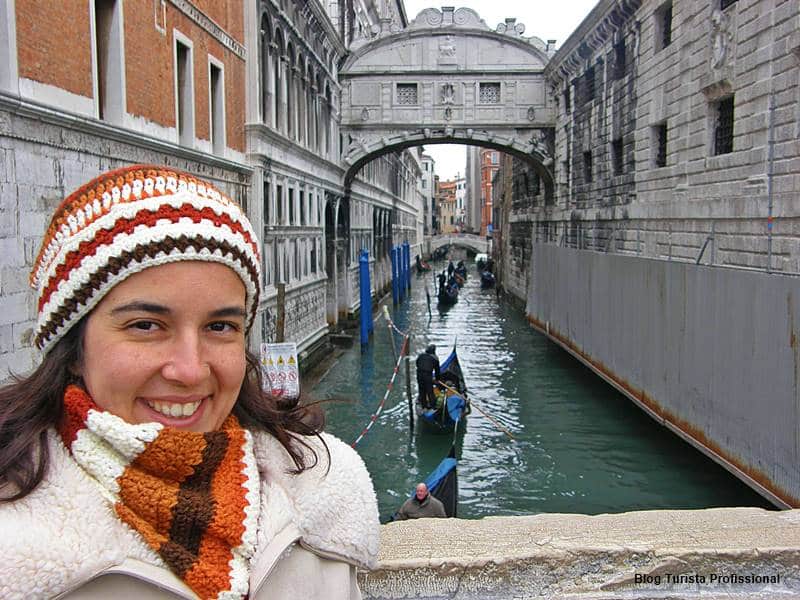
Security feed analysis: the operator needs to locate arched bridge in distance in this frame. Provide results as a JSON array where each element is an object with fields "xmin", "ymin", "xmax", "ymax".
[{"xmin": 429, "ymin": 233, "xmax": 488, "ymax": 255}]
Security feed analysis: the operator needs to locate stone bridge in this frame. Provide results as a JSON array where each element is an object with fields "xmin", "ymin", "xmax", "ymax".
[
  {"xmin": 429, "ymin": 233, "xmax": 487, "ymax": 254},
  {"xmin": 339, "ymin": 6, "xmax": 556, "ymax": 201}
]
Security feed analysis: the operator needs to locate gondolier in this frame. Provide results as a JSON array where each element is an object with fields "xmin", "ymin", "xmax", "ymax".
[
  {"xmin": 416, "ymin": 344, "xmax": 441, "ymax": 409},
  {"xmin": 395, "ymin": 483, "xmax": 446, "ymax": 520}
]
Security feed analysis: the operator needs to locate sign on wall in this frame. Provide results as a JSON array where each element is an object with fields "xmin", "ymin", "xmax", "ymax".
[{"xmin": 260, "ymin": 342, "xmax": 300, "ymax": 400}]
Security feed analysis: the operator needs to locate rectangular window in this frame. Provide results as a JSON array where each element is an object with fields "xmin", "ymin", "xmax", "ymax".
[
  {"xmin": 263, "ymin": 181, "xmax": 270, "ymax": 224},
  {"xmin": 614, "ymin": 39, "xmax": 626, "ymax": 80},
  {"xmin": 276, "ymin": 184, "xmax": 284, "ymax": 223},
  {"xmin": 94, "ymin": 0, "xmax": 124, "ymax": 122},
  {"xmin": 294, "ymin": 240, "xmax": 300, "ymax": 280},
  {"xmin": 396, "ymin": 83, "xmax": 418, "ymax": 105},
  {"xmin": 299, "ymin": 191, "xmax": 306, "ymax": 226},
  {"xmin": 288, "ymin": 189, "xmax": 295, "ymax": 225},
  {"xmin": 653, "ymin": 121, "xmax": 668, "ymax": 167},
  {"xmin": 713, "ymin": 96, "xmax": 734, "ymax": 155},
  {"xmin": 174, "ymin": 34, "xmax": 194, "ymax": 146},
  {"xmin": 310, "ymin": 239, "xmax": 317, "ymax": 274},
  {"xmin": 584, "ymin": 66, "xmax": 595, "ymax": 103},
  {"xmin": 612, "ymin": 138, "xmax": 624, "ymax": 175},
  {"xmin": 720, "ymin": 0, "xmax": 737, "ymax": 9},
  {"xmin": 421, "ymin": 180, "xmax": 427, "ymax": 189},
  {"xmin": 209, "ymin": 60, "xmax": 225, "ymax": 154},
  {"xmin": 583, "ymin": 151, "xmax": 593, "ymax": 183},
  {"xmin": 479, "ymin": 82, "xmax": 501, "ymax": 104},
  {"xmin": 563, "ymin": 87, "xmax": 571, "ymax": 113},
  {"xmin": 655, "ymin": 2, "xmax": 673, "ymax": 52}
]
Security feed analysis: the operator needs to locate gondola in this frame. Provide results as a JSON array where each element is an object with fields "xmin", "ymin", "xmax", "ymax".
[
  {"xmin": 415, "ymin": 345, "xmax": 470, "ymax": 432},
  {"xmin": 436, "ymin": 271, "xmax": 459, "ymax": 306},
  {"xmin": 415, "ymin": 255, "xmax": 432, "ymax": 273},
  {"xmin": 475, "ymin": 253, "xmax": 488, "ymax": 271},
  {"xmin": 480, "ymin": 270, "xmax": 496, "ymax": 289},
  {"xmin": 386, "ymin": 446, "xmax": 458, "ymax": 522}
]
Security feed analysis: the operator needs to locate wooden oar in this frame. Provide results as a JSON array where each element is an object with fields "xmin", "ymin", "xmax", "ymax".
[{"xmin": 435, "ymin": 380, "xmax": 515, "ymax": 441}]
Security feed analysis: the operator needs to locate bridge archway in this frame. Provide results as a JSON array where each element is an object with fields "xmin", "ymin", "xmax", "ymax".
[
  {"xmin": 430, "ymin": 234, "xmax": 488, "ymax": 255},
  {"xmin": 339, "ymin": 6, "xmax": 556, "ymax": 198}
]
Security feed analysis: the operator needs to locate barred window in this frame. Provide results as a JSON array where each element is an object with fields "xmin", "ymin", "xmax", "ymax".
[
  {"xmin": 583, "ymin": 151, "xmax": 593, "ymax": 183},
  {"xmin": 713, "ymin": 96, "xmax": 734, "ymax": 155},
  {"xmin": 612, "ymin": 138, "xmax": 624, "ymax": 175},
  {"xmin": 653, "ymin": 122, "xmax": 667, "ymax": 167},
  {"xmin": 614, "ymin": 39, "xmax": 626, "ymax": 80},
  {"xmin": 584, "ymin": 66, "xmax": 595, "ymax": 103},
  {"xmin": 479, "ymin": 82, "xmax": 501, "ymax": 104},
  {"xmin": 655, "ymin": 2, "xmax": 673, "ymax": 52},
  {"xmin": 396, "ymin": 83, "xmax": 418, "ymax": 105},
  {"xmin": 563, "ymin": 87, "xmax": 571, "ymax": 113}
]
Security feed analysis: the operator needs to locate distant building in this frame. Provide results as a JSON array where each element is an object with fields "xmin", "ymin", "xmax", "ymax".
[
  {"xmin": 465, "ymin": 146, "xmax": 482, "ymax": 234},
  {"xmin": 480, "ymin": 149, "xmax": 501, "ymax": 236},
  {"xmin": 420, "ymin": 153, "xmax": 436, "ymax": 235},
  {"xmin": 438, "ymin": 179, "xmax": 457, "ymax": 234},
  {"xmin": 454, "ymin": 174, "xmax": 466, "ymax": 231}
]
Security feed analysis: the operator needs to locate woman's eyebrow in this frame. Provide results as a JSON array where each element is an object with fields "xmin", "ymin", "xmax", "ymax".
[
  {"xmin": 109, "ymin": 301, "xmax": 170, "ymax": 316},
  {"xmin": 209, "ymin": 307, "xmax": 247, "ymax": 319}
]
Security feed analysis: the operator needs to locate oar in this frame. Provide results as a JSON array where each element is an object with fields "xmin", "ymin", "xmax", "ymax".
[{"xmin": 436, "ymin": 380, "xmax": 515, "ymax": 441}]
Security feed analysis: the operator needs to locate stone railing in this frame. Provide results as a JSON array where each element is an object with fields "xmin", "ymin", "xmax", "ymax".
[{"xmin": 360, "ymin": 509, "xmax": 800, "ymax": 599}]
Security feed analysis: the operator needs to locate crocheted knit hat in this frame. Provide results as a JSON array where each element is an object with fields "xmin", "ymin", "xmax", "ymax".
[{"xmin": 30, "ymin": 164, "xmax": 261, "ymax": 354}]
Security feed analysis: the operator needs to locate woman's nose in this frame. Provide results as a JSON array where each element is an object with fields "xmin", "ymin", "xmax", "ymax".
[{"xmin": 161, "ymin": 333, "xmax": 211, "ymax": 385}]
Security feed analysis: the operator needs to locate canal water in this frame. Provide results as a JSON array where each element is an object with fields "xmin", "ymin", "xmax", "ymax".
[{"xmin": 312, "ymin": 259, "xmax": 771, "ymax": 519}]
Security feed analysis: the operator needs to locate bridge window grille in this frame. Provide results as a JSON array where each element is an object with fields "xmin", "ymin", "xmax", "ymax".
[
  {"xmin": 655, "ymin": 2, "xmax": 673, "ymax": 52},
  {"xmin": 720, "ymin": 0, "xmax": 737, "ymax": 9},
  {"xmin": 612, "ymin": 138, "xmax": 624, "ymax": 175},
  {"xmin": 713, "ymin": 95, "xmax": 734, "ymax": 155},
  {"xmin": 479, "ymin": 82, "xmax": 501, "ymax": 104},
  {"xmin": 396, "ymin": 83, "xmax": 418, "ymax": 105}
]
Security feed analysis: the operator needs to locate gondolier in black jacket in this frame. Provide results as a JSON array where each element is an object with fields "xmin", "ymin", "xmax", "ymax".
[{"xmin": 416, "ymin": 344, "xmax": 441, "ymax": 409}]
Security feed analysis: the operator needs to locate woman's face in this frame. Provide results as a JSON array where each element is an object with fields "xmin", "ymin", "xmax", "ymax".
[{"xmin": 79, "ymin": 262, "xmax": 248, "ymax": 432}]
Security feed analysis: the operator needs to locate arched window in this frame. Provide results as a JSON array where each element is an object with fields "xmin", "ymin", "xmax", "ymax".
[
  {"xmin": 286, "ymin": 42, "xmax": 295, "ymax": 139},
  {"xmin": 259, "ymin": 14, "xmax": 272, "ymax": 126},
  {"xmin": 324, "ymin": 83, "xmax": 332, "ymax": 157},
  {"xmin": 273, "ymin": 29, "xmax": 283, "ymax": 134},
  {"xmin": 316, "ymin": 73, "xmax": 324, "ymax": 154}
]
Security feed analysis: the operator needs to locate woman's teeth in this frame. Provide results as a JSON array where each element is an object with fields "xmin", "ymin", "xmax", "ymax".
[{"xmin": 146, "ymin": 399, "xmax": 201, "ymax": 418}]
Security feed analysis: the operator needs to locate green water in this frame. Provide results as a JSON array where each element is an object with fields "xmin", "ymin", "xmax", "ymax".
[{"xmin": 313, "ymin": 261, "xmax": 771, "ymax": 519}]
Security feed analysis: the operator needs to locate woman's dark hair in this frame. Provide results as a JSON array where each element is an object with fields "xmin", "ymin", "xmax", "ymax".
[{"xmin": 0, "ymin": 320, "xmax": 327, "ymax": 502}]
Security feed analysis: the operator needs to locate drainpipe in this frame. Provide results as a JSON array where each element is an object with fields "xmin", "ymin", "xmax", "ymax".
[{"xmin": 766, "ymin": 92, "xmax": 775, "ymax": 273}]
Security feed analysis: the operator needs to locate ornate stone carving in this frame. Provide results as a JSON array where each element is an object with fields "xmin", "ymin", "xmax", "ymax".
[
  {"xmin": 439, "ymin": 35, "xmax": 456, "ymax": 58},
  {"xmin": 360, "ymin": 107, "xmax": 370, "ymax": 121},
  {"xmin": 441, "ymin": 83, "xmax": 456, "ymax": 105},
  {"xmin": 527, "ymin": 106, "xmax": 536, "ymax": 121},
  {"xmin": 710, "ymin": 9, "xmax": 733, "ymax": 69}
]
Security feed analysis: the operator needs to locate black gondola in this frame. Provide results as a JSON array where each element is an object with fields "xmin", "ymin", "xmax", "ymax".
[
  {"xmin": 480, "ymin": 270, "xmax": 496, "ymax": 289},
  {"xmin": 416, "ymin": 345, "xmax": 470, "ymax": 432},
  {"xmin": 436, "ymin": 271, "xmax": 459, "ymax": 306}
]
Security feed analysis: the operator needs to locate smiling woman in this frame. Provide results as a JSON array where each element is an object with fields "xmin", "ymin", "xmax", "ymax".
[{"xmin": 0, "ymin": 165, "xmax": 378, "ymax": 600}]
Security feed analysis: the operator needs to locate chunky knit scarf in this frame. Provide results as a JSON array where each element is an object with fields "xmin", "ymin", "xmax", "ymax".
[{"xmin": 58, "ymin": 385, "xmax": 260, "ymax": 600}]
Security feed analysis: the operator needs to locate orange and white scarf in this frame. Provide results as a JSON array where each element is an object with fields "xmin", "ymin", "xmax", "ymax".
[{"xmin": 58, "ymin": 385, "xmax": 260, "ymax": 600}]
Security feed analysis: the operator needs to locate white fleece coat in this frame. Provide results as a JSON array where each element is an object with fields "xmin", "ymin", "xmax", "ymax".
[{"xmin": 0, "ymin": 428, "xmax": 380, "ymax": 599}]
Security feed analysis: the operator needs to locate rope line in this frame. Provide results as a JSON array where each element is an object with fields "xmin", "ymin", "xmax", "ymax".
[{"xmin": 351, "ymin": 335, "xmax": 409, "ymax": 448}]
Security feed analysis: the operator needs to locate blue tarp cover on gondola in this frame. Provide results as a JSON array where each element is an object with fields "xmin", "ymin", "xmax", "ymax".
[
  {"xmin": 408, "ymin": 456, "xmax": 456, "ymax": 498},
  {"xmin": 446, "ymin": 394, "xmax": 466, "ymax": 422}
]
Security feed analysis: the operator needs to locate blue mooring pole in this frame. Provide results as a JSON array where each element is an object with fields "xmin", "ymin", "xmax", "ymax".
[
  {"xmin": 403, "ymin": 241, "xmax": 411, "ymax": 294},
  {"xmin": 398, "ymin": 245, "xmax": 405, "ymax": 303},
  {"xmin": 391, "ymin": 246, "xmax": 399, "ymax": 305},
  {"xmin": 359, "ymin": 249, "xmax": 371, "ymax": 346}
]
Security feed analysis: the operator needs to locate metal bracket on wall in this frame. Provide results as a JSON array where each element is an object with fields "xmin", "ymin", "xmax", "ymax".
[{"xmin": 695, "ymin": 221, "xmax": 716, "ymax": 265}]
